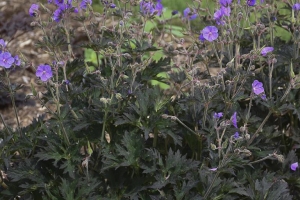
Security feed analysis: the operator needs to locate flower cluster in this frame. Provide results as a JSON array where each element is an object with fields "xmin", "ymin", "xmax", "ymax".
[
  {"xmin": 140, "ymin": 0, "xmax": 163, "ymax": 16},
  {"xmin": 213, "ymin": 112, "xmax": 223, "ymax": 119},
  {"xmin": 29, "ymin": 4, "xmax": 39, "ymax": 17},
  {"xmin": 247, "ymin": 0, "xmax": 256, "ymax": 6},
  {"xmin": 80, "ymin": 0, "xmax": 92, "ymax": 10},
  {"xmin": 183, "ymin": 7, "xmax": 197, "ymax": 20},
  {"xmin": 30, "ymin": 0, "xmax": 96, "ymax": 22},
  {"xmin": 214, "ymin": 0, "xmax": 231, "ymax": 25},
  {"xmin": 0, "ymin": 39, "xmax": 20, "ymax": 69}
]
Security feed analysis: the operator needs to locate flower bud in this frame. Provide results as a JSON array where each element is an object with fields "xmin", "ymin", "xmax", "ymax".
[
  {"xmin": 274, "ymin": 154, "xmax": 285, "ymax": 163},
  {"xmin": 210, "ymin": 143, "xmax": 217, "ymax": 150},
  {"xmin": 245, "ymin": 133, "xmax": 250, "ymax": 140},
  {"xmin": 115, "ymin": 93, "xmax": 122, "ymax": 100}
]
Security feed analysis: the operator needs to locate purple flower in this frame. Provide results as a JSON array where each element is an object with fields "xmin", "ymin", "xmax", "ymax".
[
  {"xmin": 140, "ymin": 1, "xmax": 155, "ymax": 15},
  {"xmin": 54, "ymin": 0, "xmax": 65, "ymax": 5},
  {"xmin": 214, "ymin": 9, "xmax": 225, "ymax": 25},
  {"xmin": 261, "ymin": 47, "xmax": 274, "ymax": 56},
  {"xmin": 252, "ymin": 80, "xmax": 265, "ymax": 95},
  {"xmin": 110, "ymin": 3, "xmax": 116, "ymax": 8},
  {"xmin": 209, "ymin": 167, "xmax": 218, "ymax": 171},
  {"xmin": 64, "ymin": 80, "xmax": 70, "ymax": 84},
  {"xmin": 155, "ymin": 1, "xmax": 163, "ymax": 16},
  {"xmin": 48, "ymin": 0, "xmax": 53, "ymax": 3},
  {"xmin": 213, "ymin": 112, "xmax": 223, "ymax": 119},
  {"xmin": 14, "ymin": 55, "xmax": 21, "ymax": 66},
  {"xmin": 234, "ymin": 132, "xmax": 239, "ymax": 139},
  {"xmin": 291, "ymin": 162, "xmax": 298, "ymax": 171},
  {"xmin": 247, "ymin": 0, "xmax": 256, "ymax": 6},
  {"xmin": 29, "ymin": 4, "xmax": 39, "ymax": 17},
  {"xmin": 36, "ymin": 64, "xmax": 53, "ymax": 82},
  {"xmin": 220, "ymin": 6, "xmax": 231, "ymax": 16},
  {"xmin": 0, "ymin": 39, "xmax": 6, "ymax": 48},
  {"xmin": 172, "ymin": 10, "xmax": 178, "ymax": 15},
  {"xmin": 231, "ymin": 112, "xmax": 238, "ymax": 128},
  {"xmin": 202, "ymin": 26, "xmax": 218, "ymax": 42},
  {"xmin": 199, "ymin": 33, "xmax": 206, "ymax": 42},
  {"xmin": 293, "ymin": 3, "xmax": 300, "ymax": 11},
  {"xmin": 53, "ymin": 7, "xmax": 64, "ymax": 22},
  {"xmin": 80, "ymin": 0, "xmax": 92, "ymax": 10},
  {"xmin": 220, "ymin": 0, "xmax": 232, "ymax": 7},
  {"xmin": 140, "ymin": 0, "xmax": 163, "ymax": 16},
  {"xmin": 214, "ymin": 7, "xmax": 230, "ymax": 25},
  {"xmin": 183, "ymin": 8, "xmax": 197, "ymax": 20},
  {"xmin": 0, "ymin": 52, "xmax": 15, "ymax": 68}
]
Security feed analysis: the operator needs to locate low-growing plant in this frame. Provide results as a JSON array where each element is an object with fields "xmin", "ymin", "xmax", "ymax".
[{"xmin": 1, "ymin": 0, "xmax": 300, "ymax": 199}]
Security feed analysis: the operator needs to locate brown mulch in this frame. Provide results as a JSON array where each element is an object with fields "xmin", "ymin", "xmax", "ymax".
[
  {"xmin": 0, "ymin": 0, "xmax": 222, "ymax": 130},
  {"xmin": 0, "ymin": 0, "xmax": 80, "ymax": 130}
]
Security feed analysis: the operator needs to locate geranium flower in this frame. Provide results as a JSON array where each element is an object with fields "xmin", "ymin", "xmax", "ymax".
[
  {"xmin": 199, "ymin": 33, "xmax": 206, "ymax": 42},
  {"xmin": 14, "ymin": 55, "xmax": 21, "ymax": 66},
  {"xmin": 183, "ymin": 8, "xmax": 197, "ymax": 20},
  {"xmin": 140, "ymin": 0, "xmax": 163, "ymax": 16},
  {"xmin": 214, "ymin": 6, "xmax": 230, "ymax": 25},
  {"xmin": 213, "ymin": 112, "xmax": 223, "ymax": 119},
  {"xmin": 172, "ymin": 10, "xmax": 178, "ymax": 15},
  {"xmin": 252, "ymin": 80, "xmax": 265, "ymax": 95},
  {"xmin": 110, "ymin": 3, "xmax": 116, "ymax": 8},
  {"xmin": 36, "ymin": 64, "xmax": 53, "ymax": 81},
  {"xmin": 0, "ymin": 39, "xmax": 6, "ymax": 48},
  {"xmin": 234, "ymin": 132, "xmax": 239, "ymax": 139},
  {"xmin": 231, "ymin": 112, "xmax": 238, "ymax": 128},
  {"xmin": 291, "ymin": 162, "xmax": 298, "ymax": 171},
  {"xmin": 247, "ymin": 0, "xmax": 256, "ymax": 6},
  {"xmin": 261, "ymin": 47, "xmax": 274, "ymax": 56},
  {"xmin": 293, "ymin": 3, "xmax": 300, "ymax": 11},
  {"xmin": 214, "ymin": 9, "xmax": 225, "ymax": 25},
  {"xmin": 220, "ymin": 0, "xmax": 232, "ymax": 7},
  {"xmin": 0, "ymin": 52, "xmax": 15, "ymax": 68},
  {"xmin": 29, "ymin": 4, "xmax": 39, "ymax": 17},
  {"xmin": 80, "ymin": 0, "xmax": 92, "ymax": 10},
  {"xmin": 53, "ymin": 7, "xmax": 64, "ymax": 22},
  {"xmin": 202, "ymin": 26, "xmax": 218, "ymax": 42}
]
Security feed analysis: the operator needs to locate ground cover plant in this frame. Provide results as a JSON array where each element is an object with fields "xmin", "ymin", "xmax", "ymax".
[{"xmin": 1, "ymin": 0, "xmax": 300, "ymax": 199}]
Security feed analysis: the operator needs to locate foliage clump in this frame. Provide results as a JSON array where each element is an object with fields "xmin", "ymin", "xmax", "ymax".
[{"xmin": 0, "ymin": 0, "xmax": 300, "ymax": 199}]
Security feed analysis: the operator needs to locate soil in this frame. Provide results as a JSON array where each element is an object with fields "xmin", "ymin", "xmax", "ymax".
[
  {"xmin": 0, "ymin": 0, "xmax": 67, "ymax": 130},
  {"xmin": 0, "ymin": 0, "xmax": 221, "ymax": 130}
]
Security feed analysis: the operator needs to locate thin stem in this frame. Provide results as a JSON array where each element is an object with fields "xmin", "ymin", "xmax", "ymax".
[
  {"xmin": 269, "ymin": 62, "xmax": 274, "ymax": 99},
  {"xmin": 153, "ymin": 128, "xmax": 158, "ymax": 148},
  {"xmin": 101, "ymin": 110, "xmax": 108, "ymax": 142},
  {"xmin": 5, "ymin": 71, "xmax": 23, "ymax": 138},
  {"xmin": 59, "ymin": 120, "xmax": 70, "ymax": 146},
  {"xmin": 248, "ymin": 153, "xmax": 274, "ymax": 165},
  {"xmin": 204, "ymin": 141, "xmax": 233, "ymax": 199},
  {"xmin": 163, "ymin": 115, "xmax": 197, "ymax": 135},
  {"xmin": 0, "ymin": 113, "xmax": 12, "ymax": 135},
  {"xmin": 280, "ymin": 80, "xmax": 292, "ymax": 102},
  {"xmin": 246, "ymin": 91, "xmax": 254, "ymax": 123},
  {"xmin": 247, "ymin": 110, "xmax": 272, "ymax": 146},
  {"xmin": 62, "ymin": 22, "xmax": 73, "ymax": 58}
]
